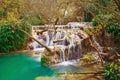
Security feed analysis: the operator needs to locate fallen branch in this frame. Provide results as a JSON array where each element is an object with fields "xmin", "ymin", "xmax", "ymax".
[
  {"xmin": 18, "ymin": 28, "xmax": 52, "ymax": 52},
  {"xmin": 114, "ymin": 0, "xmax": 120, "ymax": 10},
  {"xmin": 81, "ymin": 0, "xmax": 120, "ymax": 23},
  {"xmin": 36, "ymin": 29, "xmax": 48, "ymax": 35},
  {"xmin": 88, "ymin": 37, "xmax": 104, "ymax": 66},
  {"xmin": 53, "ymin": 39, "xmax": 64, "ymax": 43}
]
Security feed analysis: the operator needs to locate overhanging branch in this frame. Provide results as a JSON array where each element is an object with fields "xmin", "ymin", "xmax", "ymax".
[{"xmin": 17, "ymin": 28, "xmax": 52, "ymax": 52}]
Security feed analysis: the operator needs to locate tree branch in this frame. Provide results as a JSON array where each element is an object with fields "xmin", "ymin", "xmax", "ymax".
[
  {"xmin": 88, "ymin": 37, "xmax": 104, "ymax": 66},
  {"xmin": 80, "ymin": 0, "xmax": 120, "ymax": 23},
  {"xmin": 17, "ymin": 28, "xmax": 52, "ymax": 52},
  {"xmin": 114, "ymin": 0, "xmax": 120, "ymax": 9}
]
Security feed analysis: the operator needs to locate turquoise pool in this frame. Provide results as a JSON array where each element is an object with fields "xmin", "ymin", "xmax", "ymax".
[{"xmin": 0, "ymin": 54, "xmax": 55, "ymax": 80}]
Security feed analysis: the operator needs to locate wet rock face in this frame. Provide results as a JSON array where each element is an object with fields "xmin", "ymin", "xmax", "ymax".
[
  {"xmin": 82, "ymin": 38, "xmax": 92, "ymax": 54},
  {"xmin": 31, "ymin": 24, "xmax": 118, "ymax": 65},
  {"xmin": 94, "ymin": 32, "xmax": 118, "ymax": 62},
  {"xmin": 64, "ymin": 39, "xmax": 70, "ymax": 46},
  {"xmin": 42, "ymin": 44, "xmax": 84, "ymax": 65},
  {"xmin": 31, "ymin": 29, "xmax": 89, "ymax": 65},
  {"xmin": 82, "ymin": 32, "xmax": 118, "ymax": 63},
  {"xmin": 42, "ymin": 47, "xmax": 62, "ymax": 65}
]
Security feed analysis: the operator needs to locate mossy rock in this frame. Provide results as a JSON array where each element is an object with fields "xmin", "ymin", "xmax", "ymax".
[
  {"xmin": 78, "ymin": 54, "xmax": 94, "ymax": 64},
  {"xmin": 83, "ymin": 25, "xmax": 103, "ymax": 36}
]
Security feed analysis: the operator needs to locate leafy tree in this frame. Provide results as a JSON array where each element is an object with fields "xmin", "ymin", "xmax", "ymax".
[{"xmin": 0, "ymin": 13, "xmax": 31, "ymax": 53}]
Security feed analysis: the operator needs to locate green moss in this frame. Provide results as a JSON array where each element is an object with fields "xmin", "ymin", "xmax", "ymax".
[
  {"xmin": 41, "ymin": 55, "xmax": 47, "ymax": 65},
  {"xmin": 83, "ymin": 25, "xmax": 103, "ymax": 35},
  {"xmin": 79, "ymin": 54, "xmax": 93, "ymax": 64}
]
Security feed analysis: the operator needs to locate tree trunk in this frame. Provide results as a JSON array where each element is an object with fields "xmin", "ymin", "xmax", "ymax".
[
  {"xmin": 88, "ymin": 37, "xmax": 104, "ymax": 66},
  {"xmin": 18, "ymin": 28, "xmax": 52, "ymax": 52}
]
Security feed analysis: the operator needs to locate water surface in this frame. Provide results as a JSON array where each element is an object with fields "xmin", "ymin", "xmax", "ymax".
[{"xmin": 0, "ymin": 54, "xmax": 54, "ymax": 80}]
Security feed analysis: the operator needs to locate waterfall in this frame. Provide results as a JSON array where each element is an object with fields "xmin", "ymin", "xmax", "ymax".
[
  {"xmin": 31, "ymin": 23, "xmax": 91, "ymax": 62},
  {"xmin": 61, "ymin": 48, "xmax": 65, "ymax": 62},
  {"xmin": 45, "ymin": 32, "xmax": 50, "ymax": 46}
]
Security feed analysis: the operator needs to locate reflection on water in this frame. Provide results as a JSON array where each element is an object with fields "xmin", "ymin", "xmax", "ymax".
[{"xmin": 0, "ymin": 54, "xmax": 55, "ymax": 80}]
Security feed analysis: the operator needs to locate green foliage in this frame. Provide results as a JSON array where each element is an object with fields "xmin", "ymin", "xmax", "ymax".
[
  {"xmin": 79, "ymin": 54, "xmax": 93, "ymax": 64},
  {"xmin": 105, "ymin": 63, "xmax": 120, "ymax": 80},
  {"xmin": 91, "ymin": 13, "xmax": 120, "ymax": 44},
  {"xmin": 0, "ymin": 0, "xmax": 45, "ymax": 26},
  {"xmin": 92, "ymin": 18, "xmax": 97, "ymax": 26},
  {"xmin": 83, "ymin": 25, "xmax": 103, "ymax": 35},
  {"xmin": 41, "ymin": 55, "xmax": 46, "ymax": 65},
  {"xmin": 85, "ymin": 15, "xmax": 107, "ymax": 35},
  {"xmin": 0, "ymin": 11, "xmax": 7, "ymax": 18},
  {"xmin": 0, "ymin": 0, "xmax": 22, "ymax": 19},
  {"xmin": 106, "ymin": 22, "xmax": 120, "ymax": 43},
  {"xmin": 0, "ymin": 14, "xmax": 31, "ymax": 53},
  {"xmin": 92, "ymin": 14, "xmax": 105, "ymax": 26},
  {"xmin": 83, "ymin": 11, "xmax": 93, "ymax": 22},
  {"xmin": 92, "ymin": 14, "xmax": 114, "ymax": 26},
  {"xmin": 20, "ymin": 15, "xmax": 45, "ymax": 25},
  {"xmin": 28, "ymin": 16, "xmax": 45, "ymax": 25}
]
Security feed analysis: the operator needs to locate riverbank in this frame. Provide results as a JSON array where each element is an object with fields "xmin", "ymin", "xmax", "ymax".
[{"xmin": 36, "ymin": 73, "xmax": 104, "ymax": 80}]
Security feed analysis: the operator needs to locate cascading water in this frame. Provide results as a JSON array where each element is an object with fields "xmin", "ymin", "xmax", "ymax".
[{"xmin": 31, "ymin": 22, "xmax": 90, "ymax": 63}]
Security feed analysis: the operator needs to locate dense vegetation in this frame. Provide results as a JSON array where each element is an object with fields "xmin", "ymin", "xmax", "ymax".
[
  {"xmin": 0, "ymin": 0, "xmax": 120, "ymax": 79},
  {"xmin": 105, "ymin": 63, "xmax": 120, "ymax": 80},
  {"xmin": 0, "ymin": 14, "xmax": 31, "ymax": 52},
  {"xmin": 106, "ymin": 22, "xmax": 120, "ymax": 43},
  {"xmin": 0, "ymin": 0, "xmax": 48, "ymax": 53}
]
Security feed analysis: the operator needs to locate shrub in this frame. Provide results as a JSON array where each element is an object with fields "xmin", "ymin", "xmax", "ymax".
[
  {"xmin": 83, "ymin": 25, "xmax": 103, "ymax": 35},
  {"xmin": 105, "ymin": 63, "xmax": 120, "ymax": 80},
  {"xmin": 79, "ymin": 54, "xmax": 93, "ymax": 64},
  {"xmin": 106, "ymin": 22, "xmax": 120, "ymax": 43},
  {"xmin": 28, "ymin": 16, "xmax": 45, "ymax": 25},
  {"xmin": 41, "ymin": 55, "xmax": 46, "ymax": 65},
  {"xmin": 92, "ymin": 14, "xmax": 114, "ymax": 26},
  {"xmin": 0, "ymin": 15, "xmax": 31, "ymax": 53}
]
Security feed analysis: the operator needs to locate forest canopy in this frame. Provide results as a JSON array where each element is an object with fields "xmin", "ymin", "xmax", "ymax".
[{"xmin": 0, "ymin": 0, "xmax": 120, "ymax": 52}]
